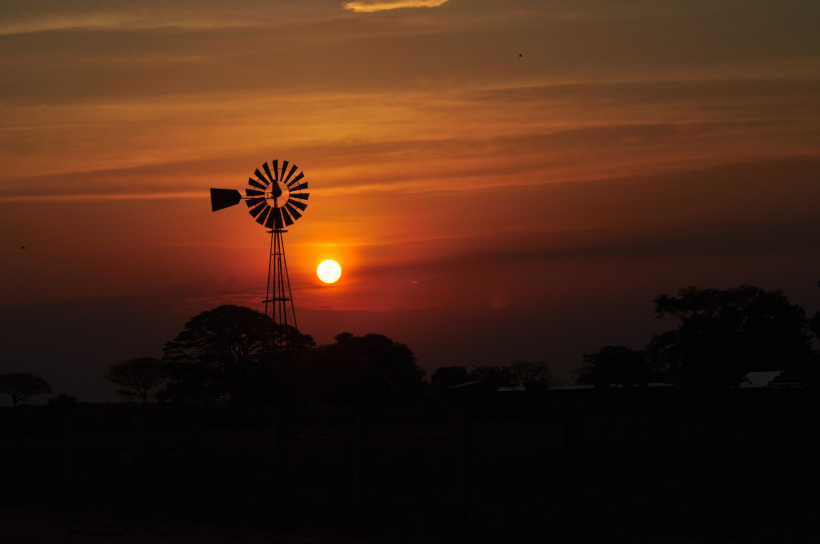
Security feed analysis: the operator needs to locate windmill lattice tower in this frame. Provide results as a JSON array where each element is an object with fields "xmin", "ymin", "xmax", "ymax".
[{"xmin": 209, "ymin": 160, "xmax": 309, "ymax": 347}]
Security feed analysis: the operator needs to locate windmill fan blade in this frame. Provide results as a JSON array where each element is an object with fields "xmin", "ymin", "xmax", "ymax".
[
  {"xmin": 288, "ymin": 199, "xmax": 308, "ymax": 212},
  {"xmin": 245, "ymin": 197, "xmax": 265, "ymax": 207},
  {"xmin": 289, "ymin": 193, "xmax": 309, "ymax": 200},
  {"xmin": 287, "ymin": 172, "xmax": 304, "ymax": 188},
  {"xmin": 289, "ymin": 182, "xmax": 308, "ymax": 192},
  {"xmin": 264, "ymin": 208, "xmax": 276, "ymax": 229},
  {"xmin": 284, "ymin": 164, "xmax": 298, "ymax": 183},
  {"xmin": 271, "ymin": 160, "xmax": 279, "ymax": 181},
  {"xmin": 248, "ymin": 178, "xmax": 267, "ymax": 190},
  {"xmin": 281, "ymin": 206, "xmax": 294, "ymax": 226},
  {"xmin": 256, "ymin": 206, "xmax": 271, "ymax": 225},
  {"xmin": 255, "ymin": 168, "xmax": 272, "ymax": 186},
  {"xmin": 210, "ymin": 188, "xmax": 242, "ymax": 212},
  {"xmin": 273, "ymin": 208, "xmax": 284, "ymax": 229},
  {"xmin": 280, "ymin": 161, "xmax": 289, "ymax": 181},
  {"xmin": 249, "ymin": 201, "xmax": 267, "ymax": 218},
  {"xmin": 245, "ymin": 188, "xmax": 265, "ymax": 197},
  {"xmin": 262, "ymin": 163, "xmax": 276, "ymax": 185},
  {"xmin": 285, "ymin": 202, "xmax": 302, "ymax": 220}
]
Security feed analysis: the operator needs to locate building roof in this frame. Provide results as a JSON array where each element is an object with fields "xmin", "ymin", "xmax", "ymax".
[
  {"xmin": 497, "ymin": 383, "xmax": 675, "ymax": 392},
  {"xmin": 740, "ymin": 371, "xmax": 783, "ymax": 388},
  {"xmin": 448, "ymin": 380, "xmax": 486, "ymax": 388},
  {"xmin": 549, "ymin": 383, "xmax": 675, "ymax": 390},
  {"xmin": 497, "ymin": 385, "xmax": 526, "ymax": 392}
]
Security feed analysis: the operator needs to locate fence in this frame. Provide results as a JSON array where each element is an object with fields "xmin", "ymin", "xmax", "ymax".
[{"xmin": 0, "ymin": 387, "xmax": 816, "ymax": 543}]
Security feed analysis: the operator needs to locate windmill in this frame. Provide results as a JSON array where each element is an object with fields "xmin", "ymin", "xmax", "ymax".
[{"xmin": 209, "ymin": 160, "xmax": 309, "ymax": 347}]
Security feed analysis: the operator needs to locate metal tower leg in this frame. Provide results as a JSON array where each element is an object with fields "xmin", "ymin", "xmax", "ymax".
[
  {"xmin": 264, "ymin": 228, "xmax": 297, "ymax": 348},
  {"xmin": 264, "ymin": 227, "xmax": 295, "ymax": 529}
]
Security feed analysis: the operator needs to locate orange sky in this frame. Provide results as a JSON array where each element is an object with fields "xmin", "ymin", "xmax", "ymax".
[{"xmin": 2, "ymin": 0, "xmax": 820, "ymax": 400}]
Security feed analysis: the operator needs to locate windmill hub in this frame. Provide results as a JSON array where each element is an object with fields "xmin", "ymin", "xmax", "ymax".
[{"xmin": 266, "ymin": 183, "xmax": 289, "ymax": 206}]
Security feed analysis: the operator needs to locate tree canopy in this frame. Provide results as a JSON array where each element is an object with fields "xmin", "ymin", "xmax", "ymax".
[
  {"xmin": 158, "ymin": 305, "xmax": 429, "ymax": 405},
  {"xmin": 431, "ymin": 361, "xmax": 558, "ymax": 391},
  {"xmin": 575, "ymin": 346, "xmax": 650, "ymax": 388},
  {"xmin": 647, "ymin": 285, "xmax": 817, "ymax": 386},
  {"xmin": 298, "ymin": 332, "xmax": 426, "ymax": 404},
  {"xmin": 105, "ymin": 357, "xmax": 166, "ymax": 404},
  {"xmin": 47, "ymin": 394, "xmax": 79, "ymax": 411},
  {"xmin": 468, "ymin": 365, "xmax": 516, "ymax": 388},
  {"xmin": 0, "ymin": 373, "xmax": 52, "ymax": 408},
  {"xmin": 509, "ymin": 360, "xmax": 557, "ymax": 390},
  {"xmin": 431, "ymin": 366, "xmax": 470, "ymax": 390},
  {"xmin": 160, "ymin": 304, "xmax": 315, "ymax": 405},
  {"xmin": 573, "ymin": 285, "xmax": 818, "ymax": 387}
]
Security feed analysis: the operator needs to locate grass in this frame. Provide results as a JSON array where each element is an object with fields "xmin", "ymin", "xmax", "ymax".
[{"xmin": 0, "ymin": 406, "xmax": 817, "ymax": 543}]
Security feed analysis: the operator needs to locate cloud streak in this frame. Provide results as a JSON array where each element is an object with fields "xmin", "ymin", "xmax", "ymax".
[
  {"xmin": 0, "ymin": 192, "xmax": 205, "ymax": 203},
  {"xmin": 343, "ymin": 0, "xmax": 449, "ymax": 13},
  {"xmin": 0, "ymin": 1, "xmax": 338, "ymax": 35}
]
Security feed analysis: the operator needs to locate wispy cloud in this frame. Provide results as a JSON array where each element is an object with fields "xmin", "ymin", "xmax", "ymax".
[
  {"xmin": 343, "ymin": 0, "xmax": 449, "ymax": 14},
  {"xmin": 0, "ymin": 1, "xmax": 335, "ymax": 36},
  {"xmin": 0, "ymin": 192, "xmax": 205, "ymax": 203},
  {"xmin": 0, "ymin": 10, "xmax": 247, "ymax": 36}
]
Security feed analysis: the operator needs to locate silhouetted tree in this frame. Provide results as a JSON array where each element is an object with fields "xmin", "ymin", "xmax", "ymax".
[
  {"xmin": 809, "ymin": 311, "xmax": 820, "ymax": 340},
  {"xmin": 159, "ymin": 305, "xmax": 314, "ymax": 405},
  {"xmin": 47, "ymin": 394, "xmax": 79, "ymax": 411},
  {"xmin": 105, "ymin": 357, "xmax": 166, "ymax": 404},
  {"xmin": 811, "ymin": 280, "xmax": 820, "ymax": 360},
  {"xmin": 299, "ymin": 332, "xmax": 425, "ymax": 404},
  {"xmin": 575, "ymin": 346, "xmax": 650, "ymax": 387},
  {"xmin": 646, "ymin": 285, "xmax": 817, "ymax": 386},
  {"xmin": 431, "ymin": 366, "xmax": 470, "ymax": 390},
  {"xmin": 468, "ymin": 365, "xmax": 515, "ymax": 387},
  {"xmin": 509, "ymin": 359, "xmax": 558, "ymax": 390},
  {"xmin": 0, "ymin": 373, "xmax": 52, "ymax": 500},
  {"xmin": 0, "ymin": 373, "xmax": 52, "ymax": 408}
]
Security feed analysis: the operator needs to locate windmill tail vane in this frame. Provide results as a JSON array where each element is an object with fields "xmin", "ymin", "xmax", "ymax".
[{"xmin": 209, "ymin": 160, "xmax": 310, "ymax": 345}]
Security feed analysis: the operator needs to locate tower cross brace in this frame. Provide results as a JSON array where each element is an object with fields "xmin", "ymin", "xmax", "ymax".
[{"xmin": 264, "ymin": 228, "xmax": 297, "ymax": 348}]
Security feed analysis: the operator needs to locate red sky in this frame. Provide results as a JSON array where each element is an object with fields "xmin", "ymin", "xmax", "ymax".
[{"xmin": 2, "ymin": 0, "xmax": 820, "ymax": 401}]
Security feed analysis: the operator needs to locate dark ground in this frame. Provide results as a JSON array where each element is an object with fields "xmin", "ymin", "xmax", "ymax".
[{"xmin": 0, "ymin": 392, "xmax": 818, "ymax": 543}]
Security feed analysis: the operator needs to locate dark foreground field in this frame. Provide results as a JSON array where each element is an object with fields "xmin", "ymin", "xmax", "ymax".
[{"xmin": 0, "ymin": 391, "xmax": 818, "ymax": 543}]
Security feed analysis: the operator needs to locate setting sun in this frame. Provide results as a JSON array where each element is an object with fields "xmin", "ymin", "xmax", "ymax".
[{"xmin": 317, "ymin": 260, "xmax": 342, "ymax": 283}]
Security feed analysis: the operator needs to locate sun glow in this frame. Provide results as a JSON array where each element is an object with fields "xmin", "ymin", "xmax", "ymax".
[{"xmin": 317, "ymin": 260, "xmax": 342, "ymax": 283}]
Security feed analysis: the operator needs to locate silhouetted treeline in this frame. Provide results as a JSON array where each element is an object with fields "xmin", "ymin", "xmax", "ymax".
[
  {"xmin": 431, "ymin": 360, "xmax": 558, "ymax": 391},
  {"xmin": 2, "ymin": 290, "xmax": 818, "ymax": 543},
  {"xmin": 576, "ymin": 285, "xmax": 820, "ymax": 387},
  {"xmin": 154, "ymin": 304, "xmax": 427, "ymax": 408}
]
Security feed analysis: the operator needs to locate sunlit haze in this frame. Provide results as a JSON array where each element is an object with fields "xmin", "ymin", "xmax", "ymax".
[{"xmin": 1, "ymin": 0, "xmax": 819, "ymax": 401}]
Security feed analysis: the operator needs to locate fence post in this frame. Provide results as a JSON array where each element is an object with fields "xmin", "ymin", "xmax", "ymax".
[
  {"xmin": 61, "ymin": 412, "xmax": 73, "ymax": 509},
  {"xmin": 272, "ymin": 407, "xmax": 286, "ymax": 530},
  {"xmin": 708, "ymin": 407, "xmax": 724, "ymax": 544},
  {"xmin": 130, "ymin": 414, "xmax": 144, "ymax": 509},
  {"xmin": 190, "ymin": 406, "xmax": 202, "ymax": 460},
  {"xmin": 562, "ymin": 413, "xmax": 580, "ymax": 544},
  {"xmin": 14, "ymin": 411, "xmax": 23, "ymax": 508},
  {"xmin": 454, "ymin": 402, "xmax": 469, "ymax": 544},
  {"xmin": 353, "ymin": 412, "xmax": 366, "ymax": 536}
]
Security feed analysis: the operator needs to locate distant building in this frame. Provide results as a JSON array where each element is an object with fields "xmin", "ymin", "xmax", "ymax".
[
  {"xmin": 740, "ymin": 371, "xmax": 804, "ymax": 388},
  {"xmin": 497, "ymin": 385, "xmax": 526, "ymax": 392},
  {"xmin": 447, "ymin": 380, "xmax": 499, "ymax": 397},
  {"xmin": 497, "ymin": 383, "xmax": 674, "ymax": 392}
]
